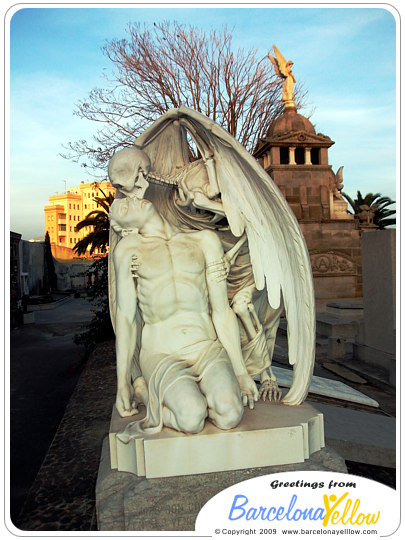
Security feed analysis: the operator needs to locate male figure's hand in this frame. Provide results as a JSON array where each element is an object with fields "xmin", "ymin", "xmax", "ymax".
[
  {"xmin": 237, "ymin": 374, "xmax": 259, "ymax": 410},
  {"xmin": 116, "ymin": 382, "xmax": 139, "ymax": 417}
]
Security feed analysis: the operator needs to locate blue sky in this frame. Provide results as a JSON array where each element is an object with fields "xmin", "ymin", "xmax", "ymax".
[{"xmin": 8, "ymin": 5, "xmax": 398, "ymax": 239}]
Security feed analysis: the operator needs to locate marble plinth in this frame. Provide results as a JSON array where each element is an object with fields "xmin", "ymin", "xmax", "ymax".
[
  {"xmin": 97, "ymin": 438, "xmax": 346, "ymax": 531},
  {"xmin": 109, "ymin": 400, "xmax": 324, "ymax": 478}
]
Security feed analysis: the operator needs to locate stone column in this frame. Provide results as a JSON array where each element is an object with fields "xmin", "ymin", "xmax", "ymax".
[
  {"xmin": 270, "ymin": 147, "xmax": 280, "ymax": 165},
  {"xmin": 305, "ymin": 147, "xmax": 312, "ymax": 165},
  {"xmin": 289, "ymin": 147, "xmax": 296, "ymax": 165},
  {"xmin": 320, "ymin": 147, "xmax": 329, "ymax": 165}
]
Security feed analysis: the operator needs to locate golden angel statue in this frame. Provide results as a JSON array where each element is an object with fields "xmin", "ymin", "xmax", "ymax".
[{"xmin": 267, "ymin": 44, "xmax": 296, "ymax": 106}]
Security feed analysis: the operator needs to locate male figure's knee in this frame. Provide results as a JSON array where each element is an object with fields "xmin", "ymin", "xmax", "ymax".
[
  {"xmin": 213, "ymin": 393, "xmax": 243, "ymax": 430},
  {"xmin": 175, "ymin": 401, "xmax": 207, "ymax": 434}
]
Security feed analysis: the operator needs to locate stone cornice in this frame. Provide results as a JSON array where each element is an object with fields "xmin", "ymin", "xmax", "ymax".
[
  {"xmin": 254, "ymin": 132, "xmax": 334, "ymax": 156},
  {"xmin": 266, "ymin": 165, "xmax": 333, "ymax": 172}
]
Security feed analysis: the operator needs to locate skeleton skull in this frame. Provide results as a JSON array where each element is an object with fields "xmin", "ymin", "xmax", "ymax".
[{"xmin": 108, "ymin": 147, "xmax": 151, "ymax": 199}]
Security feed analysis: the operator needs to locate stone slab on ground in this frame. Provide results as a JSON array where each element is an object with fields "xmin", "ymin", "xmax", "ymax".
[
  {"xmin": 308, "ymin": 401, "xmax": 395, "ymax": 468},
  {"xmin": 271, "ymin": 366, "xmax": 378, "ymax": 407},
  {"xmin": 323, "ymin": 362, "xmax": 368, "ymax": 384},
  {"xmin": 96, "ymin": 437, "xmax": 347, "ymax": 531}
]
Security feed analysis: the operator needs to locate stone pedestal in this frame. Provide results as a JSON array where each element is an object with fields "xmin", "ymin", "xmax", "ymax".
[
  {"xmin": 109, "ymin": 401, "xmax": 324, "ymax": 478},
  {"xmin": 355, "ymin": 230, "xmax": 396, "ymax": 386},
  {"xmin": 96, "ymin": 437, "xmax": 346, "ymax": 531},
  {"xmin": 96, "ymin": 400, "xmax": 340, "ymax": 530}
]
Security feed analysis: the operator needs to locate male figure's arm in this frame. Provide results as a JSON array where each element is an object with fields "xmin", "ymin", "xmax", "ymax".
[
  {"xmin": 200, "ymin": 231, "xmax": 259, "ymax": 409},
  {"xmin": 113, "ymin": 243, "xmax": 139, "ymax": 417}
]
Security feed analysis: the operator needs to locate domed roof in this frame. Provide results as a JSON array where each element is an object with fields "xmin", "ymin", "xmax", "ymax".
[{"xmin": 267, "ymin": 108, "xmax": 316, "ymax": 138}]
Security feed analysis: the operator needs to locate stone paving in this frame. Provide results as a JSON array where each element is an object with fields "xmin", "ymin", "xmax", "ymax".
[
  {"xmin": 10, "ymin": 296, "xmax": 94, "ymax": 524},
  {"xmin": 15, "ymin": 342, "xmax": 116, "ymax": 531}
]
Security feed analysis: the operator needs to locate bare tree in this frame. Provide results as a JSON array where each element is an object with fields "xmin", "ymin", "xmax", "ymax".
[{"xmin": 62, "ymin": 22, "xmax": 307, "ymax": 173}]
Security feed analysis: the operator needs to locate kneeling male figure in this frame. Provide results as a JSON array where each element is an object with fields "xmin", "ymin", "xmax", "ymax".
[{"xmin": 110, "ymin": 195, "xmax": 258, "ymax": 435}]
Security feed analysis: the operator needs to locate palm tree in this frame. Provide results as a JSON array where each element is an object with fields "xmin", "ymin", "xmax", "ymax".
[
  {"xmin": 342, "ymin": 190, "xmax": 396, "ymax": 229},
  {"xmin": 73, "ymin": 188, "xmax": 114, "ymax": 256}
]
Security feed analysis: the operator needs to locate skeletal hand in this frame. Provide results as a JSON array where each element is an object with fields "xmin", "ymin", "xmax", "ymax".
[{"xmin": 258, "ymin": 379, "xmax": 282, "ymax": 402}]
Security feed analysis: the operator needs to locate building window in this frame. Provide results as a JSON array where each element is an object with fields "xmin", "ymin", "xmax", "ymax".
[
  {"xmin": 59, "ymin": 224, "xmax": 66, "ymax": 231},
  {"xmin": 280, "ymin": 147, "xmax": 289, "ymax": 165},
  {"xmin": 311, "ymin": 148, "xmax": 320, "ymax": 165},
  {"xmin": 70, "ymin": 238, "xmax": 72, "ymax": 243},
  {"xmin": 69, "ymin": 204, "xmax": 71, "ymax": 209},
  {"xmin": 295, "ymin": 147, "xmax": 305, "ymax": 165},
  {"xmin": 84, "ymin": 204, "xmax": 87, "ymax": 209},
  {"xmin": 58, "ymin": 213, "xmax": 66, "ymax": 219}
]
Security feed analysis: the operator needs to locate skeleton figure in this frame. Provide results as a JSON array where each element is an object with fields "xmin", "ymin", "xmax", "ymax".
[{"xmin": 108, "ymin": 107, "xmax": 316, "ymax": 428}]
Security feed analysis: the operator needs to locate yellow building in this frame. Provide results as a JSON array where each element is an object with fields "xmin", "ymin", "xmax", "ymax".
[{"xmin": 44, "ymin": 180, "xmax": 115, "ymax": 259}]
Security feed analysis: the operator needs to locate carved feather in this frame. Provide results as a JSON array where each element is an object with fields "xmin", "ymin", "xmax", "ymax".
[
  {"xmin": 268, "ymin": 54, "xmax": 283, "ymax": 79},
  {"xmin": 272, "ymin": 45, "xmax": 290, "ymax": 78}
]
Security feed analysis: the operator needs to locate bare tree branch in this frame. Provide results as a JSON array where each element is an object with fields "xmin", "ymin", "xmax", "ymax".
[{"xmin": 61, "ymin": 22, "xmax": 308, "ymax": 174}]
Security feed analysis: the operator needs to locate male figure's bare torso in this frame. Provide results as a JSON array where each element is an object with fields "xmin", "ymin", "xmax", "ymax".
[{"xmin": 116, "ymin": 229, "xmax": 218, "ymax": 358}]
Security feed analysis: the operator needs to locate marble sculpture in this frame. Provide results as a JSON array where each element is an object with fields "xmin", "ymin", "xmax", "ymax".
[{"xmin": 108, "ymin": 107, "xmax": 315, "ymax": 436}]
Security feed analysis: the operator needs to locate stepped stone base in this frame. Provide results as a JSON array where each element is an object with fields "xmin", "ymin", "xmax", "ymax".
[
  {"xmin": 109, "ymin": 401, "xmax": 325, "ymax": 478},
  {"xmin": 96, "ymin": 438, "xmax": 346, "ymax": 531}
]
